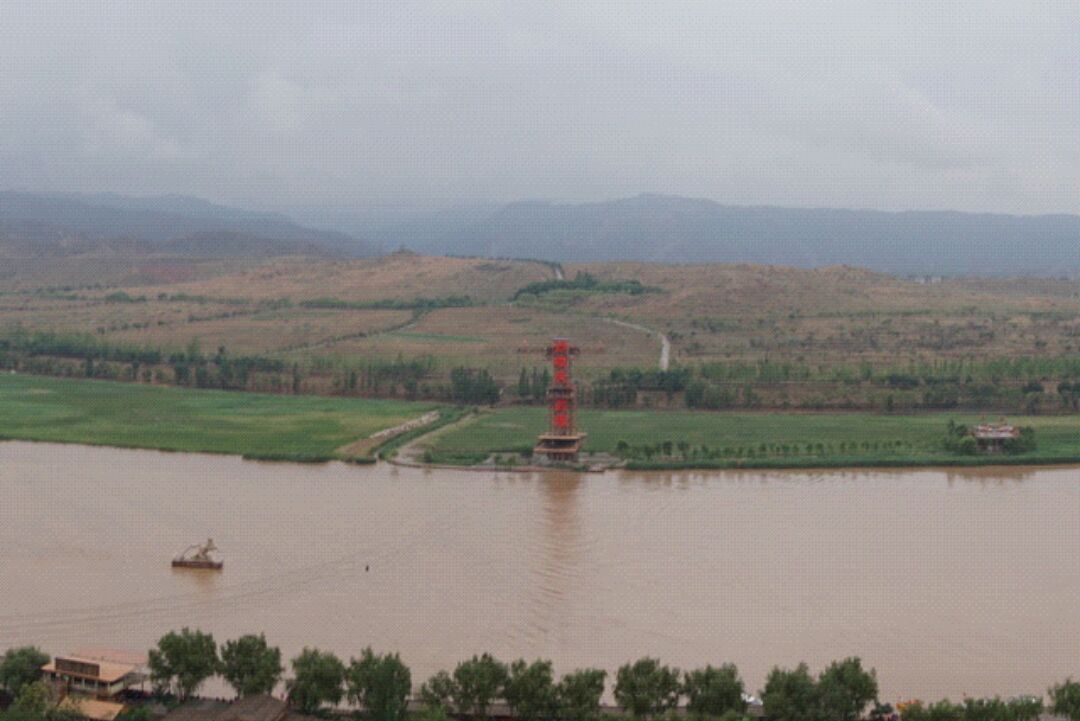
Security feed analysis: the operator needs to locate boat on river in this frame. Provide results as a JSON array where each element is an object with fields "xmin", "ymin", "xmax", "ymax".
[{"xmin": 172, "ymin": 538, "xmax": 223, "ymax": 570}]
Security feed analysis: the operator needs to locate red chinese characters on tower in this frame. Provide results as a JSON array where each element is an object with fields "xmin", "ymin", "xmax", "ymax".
[{"xmin": 546, "ymin": 338, "xmax": 578, "ymax": 436}]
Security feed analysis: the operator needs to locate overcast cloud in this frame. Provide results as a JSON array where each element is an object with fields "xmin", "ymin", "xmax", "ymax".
[{"xmin": 1, "ymin": 1, "xmax": 1077, "ymax": 215}]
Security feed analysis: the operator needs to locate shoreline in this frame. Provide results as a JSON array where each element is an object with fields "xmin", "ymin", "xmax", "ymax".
[
  {"xmin": 3, "ymin": 373, "xmax": 1079, "ymax": 475},
  {"xmin": 4, "ymin": 434, "xmax": 1079, "ymax": 477}
]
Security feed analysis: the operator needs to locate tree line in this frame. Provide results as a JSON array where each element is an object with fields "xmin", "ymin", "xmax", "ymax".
[
  {"xmin": 6, "ymin": 323, "xmax": 1080, "ymax": 415},
  {"xmin": 299, "ymin": 296, "xmax": 475, "ymax": 311},
  {"xmin": 511, "ymin": 273, "xmax": 659, "ymax": 302},
  {"xmin": 615, "ymin": 439, "xmax": 917, "ymax": 463},
  {"xmin": 9, "ymin": 639, "xmax": 1080, "ymax": 721}
]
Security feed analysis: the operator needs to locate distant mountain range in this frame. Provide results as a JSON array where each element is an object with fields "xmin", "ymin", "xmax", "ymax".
[
  {"xmin": 350, "ymin": 194, "xmax": 1080, "ymax": 277},
  {"xmin": 0, "ymin": 191, "xmax": 373, "ymax": 259},
  {"xmin": 4, "ymin": 191, "xmax": 1079, "ymax": 276}
]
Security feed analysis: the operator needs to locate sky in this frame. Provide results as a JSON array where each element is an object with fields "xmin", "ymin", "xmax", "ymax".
[{"xmin": 1, "ymin": 1, "xmax": 1078, "ymax": 216}]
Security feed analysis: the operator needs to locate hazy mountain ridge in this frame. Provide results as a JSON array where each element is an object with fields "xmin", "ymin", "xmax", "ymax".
[
  {"xmin": 0, "ymin": 191, "xmax": 373, "ymax": 257},
  {"xmin": 5, "ymin": 191, "xmax": 1080, "ymax": 276},
  {"xmin": 378, "ymin": 194, "xmax": 1080, "ymax": 276}
]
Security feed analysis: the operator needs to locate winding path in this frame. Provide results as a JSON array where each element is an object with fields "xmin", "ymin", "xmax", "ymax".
[{"xmin": 603, "ymin": 318, "xmax": 671, "ymax": 370}]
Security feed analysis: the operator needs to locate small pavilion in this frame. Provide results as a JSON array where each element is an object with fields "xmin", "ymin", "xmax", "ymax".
[{"xmin": 971, "ymin": 422, "xmax": 1020, "ymax": 454}]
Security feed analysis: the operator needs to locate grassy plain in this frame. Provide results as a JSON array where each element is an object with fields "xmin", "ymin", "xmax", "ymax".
[
  {"xmin": 421, "ymin": 406, "xmax": 1080, "ymax": 468},
  {"xmin": 0, "ymin": 255, "xmax": 265, "ymax": 292},
  {"xmin": 119, "ymin": 253, "xmax": 554, "ymax": 304},
  {"xmin": 111, "ymin": 307, "xmax": 413, "ymax": 354},
  {"xmin": 0, "ymin": 373, "xmax": 439, "ymax": 460},
  {"xmin": 8, "ymin": 253, "xmax": 1080, "ymax": 417}
]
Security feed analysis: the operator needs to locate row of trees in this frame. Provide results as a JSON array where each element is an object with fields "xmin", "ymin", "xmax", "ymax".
[
  {"xmin": 0, "ymin": 329, "xmax": 506, "ymax": 405},
  {"xmin": 7, "ymin": 323, "xmax": 1080, "ymax": 414},
  {"xmin": 300, "ymin": 296, "xmax": 475, "ymax": 311},
  {"xmin": 695, "ymin": 356, "xmax": 1080, "ymax": 388},
  {"xmin": 10, "ymin": 640, "xmax": 1080, "ymax": 721},
  {"xmin": 614, "ymin": 439, "xmax": 916, "ymax": 462},
  {"xmin": 0, "ymin": 332, "xmax": 288, "ymax": 393},
  {"xmin": 449, "ymin": 368, "xmax": 501, "ymax": 405},
  {"xmin": 511, "ymin": 272, "xmax": 657, "ymax": 301}
]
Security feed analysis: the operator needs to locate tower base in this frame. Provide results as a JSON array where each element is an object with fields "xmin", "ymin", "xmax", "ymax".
[{"xmin": 534, "ymin": 433, "xmax": 587, "ymax": 462}]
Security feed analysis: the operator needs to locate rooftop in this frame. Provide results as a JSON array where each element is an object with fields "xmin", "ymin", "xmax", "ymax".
[
  {"xmin": 972, "ymin": 423, "xmax": 1020, "ymax": 440},
  {"xmin": 69, "ymin": 648, "xmax": 148, "ymax": 667},
  {"xmin": 42, "ymin": 656, "xmax": 137, "ymax": 684},
  {"xmin": 60, "ymin": 698, "xmax": 126, "ymax": 721}
]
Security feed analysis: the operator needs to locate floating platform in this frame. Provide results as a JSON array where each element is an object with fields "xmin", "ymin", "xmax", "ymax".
[
  {"xmin": 171, "ymin": 559, "xmax": 223, "ymax": 570},
  {"xmin": 172, "ymin": 538, "xmax": 223, "ymax": 570}
]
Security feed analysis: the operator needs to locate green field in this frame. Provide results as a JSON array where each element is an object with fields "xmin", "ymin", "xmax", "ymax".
[
  {"xmin": 0, "ymin": 374, "xmax": 439, "ymax": 461},
  {"xmin": 421, "ymin": 406, "xmax": 1080, "ymax": 468},
  {"xmin": 3, "ymin": 373, "xmax": 1079, "ymax": 469}
]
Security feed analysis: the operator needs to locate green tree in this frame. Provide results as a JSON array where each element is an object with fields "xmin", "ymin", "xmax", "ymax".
[
  {"xmin": 419, "ymin": 670, "xmax": 456, "ymax": 714},
  {"xmin": 346, "ymin": 648, "xmax": 412, "ymax": 721},
  {"xmin": 413, "ymin": 707, "xmax": 449, "ymax": 721},
  {"xmin": 1003, "ymin": 696, "xmax": 1043, "ymax": 721},
  {"xmin": 115, "ymin": 708, "xmax": 154, "ymax": 721},
  {"xmin": 286, "ymin": 648, "xmax": 345, "ymax": 714},
  {"xmin": 961, "ymin": 697, "xmax": 1041, "ymax": 721},
  {"xmin": 185, "ymin": 338, "xmax": 203, "ymax": 363},
  {"xmin": 683, "ymin": 664, "xmax": 747, "ymax": 718},
  {"xmin": 761, "ymin": 663, "xmax": 823, "ymax": 721},
  {"xmin": 0, "ymin": 647, "xmax": 49, "ymax": 695},
  {"xmin": 870, "ymin": 702, "xmax": 896, "ymax": 721},
  {"xmin": 899, "ymin": 699, "xmax": 964, "ymax": 721},
  {"xmin": 1050, "ymin": 680, "xmax": 1080, "ymax": 721},
  {"xmin": 1, "ymin": 680, "xmax": 78, "ymax": 721},
  {"xmin": 173, "ymin": 363, "xmax": 190, "ymax": 385},
  {"xmin": 503, "ymin": 659, "xmax": 557, "ymax": 721},
  {"xmin": 449, "ymin": 368, "xmax": 501, "ymax": 406},
  {"xmin": 148, "ymin": 628, "xmax": 219, "ymax": 700},
  {"xmin": 220, "ymin": 634, "xmax": 283, "ymax": 698},
  {"xmin": 817, "ymin": 657, "xmax": 877, "ymax": 721},
  {"xmin": 554, "ymin": 669, "xmax": 606, "ymax": 721},
  {"xmin": 452, "ymin": 654, "xmax": 509, "ymax": 721},
  {"xmin": 614, "ymin": 658, "xmax": 681, "ymax": 718}
]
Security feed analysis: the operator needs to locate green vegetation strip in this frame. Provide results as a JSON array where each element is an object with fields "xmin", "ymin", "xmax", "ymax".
[
  {"xmin": 422, "ymin": 406, "xmax": 1080, "ymax": 469},
  {"xmin": 0, "ymin": 374, "xmax": 439, "ymax": 461},
  {"xmin": 512, "ymin": 271, "xmax": 660, "ymax": 300}
]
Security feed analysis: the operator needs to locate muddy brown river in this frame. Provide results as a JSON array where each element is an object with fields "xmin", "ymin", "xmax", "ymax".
[{"xmin": 2, "ymin": 441, "xmax": 1079, "ymax": 702}]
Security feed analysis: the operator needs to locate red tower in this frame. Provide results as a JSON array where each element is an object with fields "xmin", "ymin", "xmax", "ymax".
[{"xmin": 533, "ymin": 338, "xmax": 587, "ymax": 462}]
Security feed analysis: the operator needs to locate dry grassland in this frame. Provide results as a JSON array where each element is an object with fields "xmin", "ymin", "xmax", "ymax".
[
  {"xmin": 307, "ymin": 305, "xmax": 659, "ymax": 380},
  {"xmin": 109, "ymin": 307, "xmax": 413, "ymax": 354},
  {"xmin": 122, "ymin": 253, "xmax": 553, "ymax": 303}
]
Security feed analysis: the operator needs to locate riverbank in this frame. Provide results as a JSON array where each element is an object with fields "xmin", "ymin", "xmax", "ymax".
[
  {"xmin": 3, "ymin": 374, "xmax": 1080, "ymax": 471},
  {"xmin": 0, "ymin": 373, "xmax": 440, "ymax": 461},
  {"xmin": 416, "ymin": 406, "xmax": 1080, "ymax": 471}
]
